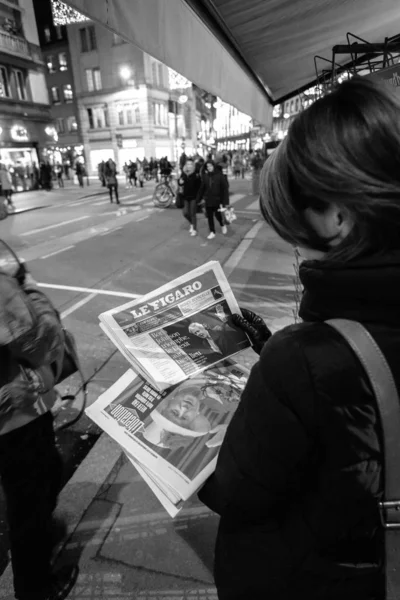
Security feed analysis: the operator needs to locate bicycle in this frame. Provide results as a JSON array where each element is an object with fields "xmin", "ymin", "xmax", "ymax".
[{"xmin": 153, "ymin": 173, "xmax": 178, "ymax": 208}]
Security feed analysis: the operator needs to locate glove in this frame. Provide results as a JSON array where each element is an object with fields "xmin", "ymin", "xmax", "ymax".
[{"xmin": 232, "ymin": 308, "xmax": 272, "ymax": 355}]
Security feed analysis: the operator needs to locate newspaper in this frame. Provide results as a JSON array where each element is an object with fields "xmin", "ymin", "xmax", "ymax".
[
  {"xmin": 99, "ymin": 261, "xmax": 250, "ymax": 391},
  {"xmin": 85, "ymin": 360, "xmax": 249, "ymax": 517}
]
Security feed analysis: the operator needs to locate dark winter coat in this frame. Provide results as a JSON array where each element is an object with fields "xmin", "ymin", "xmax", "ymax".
[
  {"xmin": 198, "ymin": 251, "xmax": 400, "ymax": 600},
  {"xmin": 196, "ymin": 170, "xmax": 229, "ymax": 208},
  {"xmin": 178, "ymin": 172, "xmax": 201, "ymax": 201}
]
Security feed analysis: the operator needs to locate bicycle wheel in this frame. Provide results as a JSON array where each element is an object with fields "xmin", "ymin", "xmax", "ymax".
[{"xmin": 153, "ymin": 183, "xmax": 173, "ymax": 208}]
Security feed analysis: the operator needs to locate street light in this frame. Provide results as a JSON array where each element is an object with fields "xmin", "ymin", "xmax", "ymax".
[{"xmin": 119, "ymin": 66, "xmax": 132, "ymax": 81}]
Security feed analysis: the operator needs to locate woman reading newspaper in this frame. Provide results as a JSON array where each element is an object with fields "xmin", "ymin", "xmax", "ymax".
[{"xmin": 199, "ymin": 77, "xmax": 395, "ymax": 600}]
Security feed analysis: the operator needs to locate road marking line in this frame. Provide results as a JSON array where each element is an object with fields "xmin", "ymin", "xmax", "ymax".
[
  {"xmin": 136, "ymin": 215, "xmax": 150, "ymax": 222},
  {"xmin": 41, "ymin": 245, "xmax": 75, "ymax": 259},
  {"xmin": 92, "ymin": 200, "xmax": 110, "ymax": 206},
  {"xmin": 38, "ymin": 283, "xmax": 141, "ymax": 299},
  {"xmin": 223, "ymin": 221, "xmax": 264, "ymax": 277},
  {"xmin": 246, "ymin": 199, "xmax": 260, "ymax": 211},
  {"xmin": 61, "ymin": 293, "xmax": 97, "ymax": 319},
  {"xmin": 21, "ymin": 216, "xmax": 89, "ymax": 237}
]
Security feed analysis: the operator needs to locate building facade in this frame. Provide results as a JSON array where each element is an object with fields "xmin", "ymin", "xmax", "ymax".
[
  {"xmin": 66, "ymin": 21, "xmax": 205, "ymax": 174},
  {"xmin": 33, "ymin": 0, "xmax": 83, "ymax": 167},
  {"xmin": 0, "ymin": 0, "xmax": 53, "ymax": 188},
  {"xmin": 214, "ymin": 100, "xmax": 253, "ymax": 152}
]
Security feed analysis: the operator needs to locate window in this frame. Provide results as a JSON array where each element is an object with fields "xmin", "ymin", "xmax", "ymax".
[
  {"xmin": 63, "ymin": 84, "xmax": 73, "ymax": 102},
  {"xmin": 51, "ymin": 86, "xmax": 60, "ymax": 103},
  {"xmin": 295, "ymin": 97, "xmax": 299, "ymax": 112},
  {"xmin": 85, "ymin": 68, "xmax": 102, "ymax": 91},
  {"xmin": 135, "ymin": 105, "xmax": 140, "ymax": 123},
  {"xmin": 79, "ymin": 28, "xmax": 88, "ymax": 52},
  {"xmin": 126, "ymin": 104, "xmax": 133, "ymax": 125},
  {"xmin": 88, "ymin": 26, "xmax": 97, "ymax": 50},
  {"xmin": 55, "ymin": 26, "xmax": 63, "ymax": 40},
  {"xmin": 67, "ymin": 116, "xmax": 78, "ymax": 132},
  {"xmin": 85, "ymin": 69, "xmax": 94, "ymax": 92},
  {"xmin": 93, "ymin": 68, "xmax": 102, "ymax": 90},
  {"xmin": 157, "ymin": 64, "xmax": 163, "ymax": 87},
  {"xmin": 87, "ymin": 106, "xmax": 109, "ymax": 129},
  {"xmin": 0, "ymin": 66, "xmax": 10, "ymax": 97},
  {"xmin": 80, "ymin": 26, "xmax": 97, "ymax": 52},
  {"xmin": 117, "ymin": 105, "xmax": 124, "ymax": 126},
  {"xmin": 87, "ymin": 108, "xmax": 94, "ymax": 129},
  {"xmin": 44, "ymin": 27, "xmax": 51, "ymax": 43},
  {"xmin": 56, "ymin": 118, "xmax": 65, "ymax": 134},
  {"xmin": 116, "ymin": 103, "xmax": 140, "ymax": 126},
  {"xmin": 14, "ymin": 70, "xmax": 26, "ymax": 100},
  {"xmin": 58, "ymin": 52, "xmax": 68, "ymax": 71},
  {"xmin": 151, "ymin": 62, "xmax": 158, "ymax": 86},
  {"xmin": 47, "ymin": 55, "xmax": 56, "ymax": 73},
  {"xmin": 153, "ymin": 102, "xmax": 167, "ymax": 126}
]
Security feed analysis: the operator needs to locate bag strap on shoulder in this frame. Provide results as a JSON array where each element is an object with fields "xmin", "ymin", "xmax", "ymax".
[{"xmin": 327, "ymin": 318, "xmax": 400, "ymax": 598}]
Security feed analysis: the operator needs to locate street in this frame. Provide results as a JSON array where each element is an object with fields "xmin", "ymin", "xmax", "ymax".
[{"xmin": 0, "ymin": 178, "xmax": 297, "ymax": 581}]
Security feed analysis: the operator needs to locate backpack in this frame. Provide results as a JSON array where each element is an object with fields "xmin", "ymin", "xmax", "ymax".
[{"xmin": 327, "ymin": 319, "xmax": 400, "ymax": 600}]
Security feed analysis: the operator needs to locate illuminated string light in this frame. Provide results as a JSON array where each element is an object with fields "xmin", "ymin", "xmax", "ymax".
[{"xmin": 51, "ymin": 0, "xmax": 89, "ymax": 25}]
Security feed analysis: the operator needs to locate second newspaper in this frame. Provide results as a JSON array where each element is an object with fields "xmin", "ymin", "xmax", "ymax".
[{"xmin": 99, "ymin": 261, "xmax": 250, "ymax": 391}]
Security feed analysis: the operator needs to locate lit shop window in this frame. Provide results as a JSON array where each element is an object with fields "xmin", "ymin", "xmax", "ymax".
[
  {"xmin": 63, "ymin": 84, "xmax": 73, "ymax": 102},
  {"xmin": 59, "ymin": 52, "xmax": 68, "ymax": 71},
  {"xmin": 51, "ymin": 86, "xmax": 60, "ymax": 103}
]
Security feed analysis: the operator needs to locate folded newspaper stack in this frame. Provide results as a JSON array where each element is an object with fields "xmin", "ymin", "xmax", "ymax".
[{"xmin": 86, "ymin": 261, "xmax": 251, "ymax": 516}]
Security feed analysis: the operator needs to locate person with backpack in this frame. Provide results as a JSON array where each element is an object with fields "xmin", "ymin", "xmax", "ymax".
[{"xmin": 199, "ymin": 76, "xmax": 399, "ymax": 600}]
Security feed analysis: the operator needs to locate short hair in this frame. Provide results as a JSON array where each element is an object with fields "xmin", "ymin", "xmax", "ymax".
[{"xmin": 260, "ymin": 76, "xmax": 400, "ymax": 261}]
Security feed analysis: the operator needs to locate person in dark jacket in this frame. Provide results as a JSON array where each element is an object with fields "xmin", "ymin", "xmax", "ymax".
[
  {"xmin": 196, "ymin": 160, "xmax": 229, "ymax": 240},
  {"xmin": 105, "ymin": 159, "xmax": 120, "ymax": 204},
  {"xmin": 0, "ymin": 262, "xmax": 79, "ymax": 599},
  {"xmin": 178, "ymin": 159, "xmax": 201, "ymax": 236},
  {"xmin": 198, "ymin": 76, "xmax": 399, "ymax": 600}
]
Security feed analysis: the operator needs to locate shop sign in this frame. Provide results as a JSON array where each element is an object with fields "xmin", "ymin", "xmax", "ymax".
[
  {"xmin": 11, "ymin": 125, "xmax": 29, "ymax": 142},
  {"xmin": 364, "ymin": 65, "xmax": 400, "ymax": 94}
]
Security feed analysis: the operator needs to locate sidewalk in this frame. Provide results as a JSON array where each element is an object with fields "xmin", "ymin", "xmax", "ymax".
[
  {"xmin": 0, "ymin": 185, "xmax": 297, "ymax": 600},
  {"xmin": 9, "ymin": 180, "xmax": 108, "ymax": 215}
]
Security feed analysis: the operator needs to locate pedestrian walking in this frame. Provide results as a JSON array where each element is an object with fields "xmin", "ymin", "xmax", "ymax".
[
  {"xmin": 0, "ymin": 261, "xmax": 79, "ymax": 600},
  {"xmin": 199, "ymin": 76, "xmax": 400, "ymax": 600},
  {"xmin": 137, "ymin": 160, "xmax": 144, "ymax": 188},
  {"xmin": 98, "ymin": 161, "xmax": 106, "ymax": 187},
  {"xmin": 196, "ymin": 160, "xmax": 228, "ymax": 240},
  {"xmin": 0, "ymin": 164, "xmax": 15, "ymax": 210},
  {"xmin": 105, "ymin": 158, "xmax": 120, "ymax": 204},
  {"xmin": 55, "ymin": 163, "xmax": 64, "ymax": 188},
  {"xmin": 232, "ymin": 153, "xmax": 241, "ymax": 179},
  {"xmin": 63, "ymin": 161, "xmax": 70, "ymax": 180},
  {"xmin": 123, "ymin": 162, "xmax": 130, "ymax": 188},
  {"xmin": 75, "ymin": 161, "xmax": 84, "ymax": 188},
  {"xmin": 179, "ymin": 158, "xmax": 201, "ymax": 237},
  {"xmin": 128, "ymin": 160, "xmax": 137, "ymax": 187}
]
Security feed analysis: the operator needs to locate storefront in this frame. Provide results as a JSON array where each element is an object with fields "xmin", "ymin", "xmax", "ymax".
[
  {"xmin": 0, "ymin": 118, "xmax": 55, "ymax": 191},
  {"xmin": 43, "ymin": 144, "xmax": 85, "ymax": 168}
]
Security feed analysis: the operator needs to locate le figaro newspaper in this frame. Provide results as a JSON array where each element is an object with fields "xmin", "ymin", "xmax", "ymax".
[
  {"xmin": 98, "ymin": 261, "xmax": 250, "ymax": 391},
  {"xmin": 85, "ymin": 360, "xmax": 249, "ymax": 517},
  {"xmin": 87, "ymin": 261, "xmax": 251, "ymax": 517}
]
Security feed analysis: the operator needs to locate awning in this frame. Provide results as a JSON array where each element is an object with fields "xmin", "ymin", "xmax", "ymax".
[
  {"xmin": 61, "ymin": 0, "xmax": 400, "ymax": 120},
  {"xmin": 61, "ymin": 0, "xmax": 273, "ymax": 126}
]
